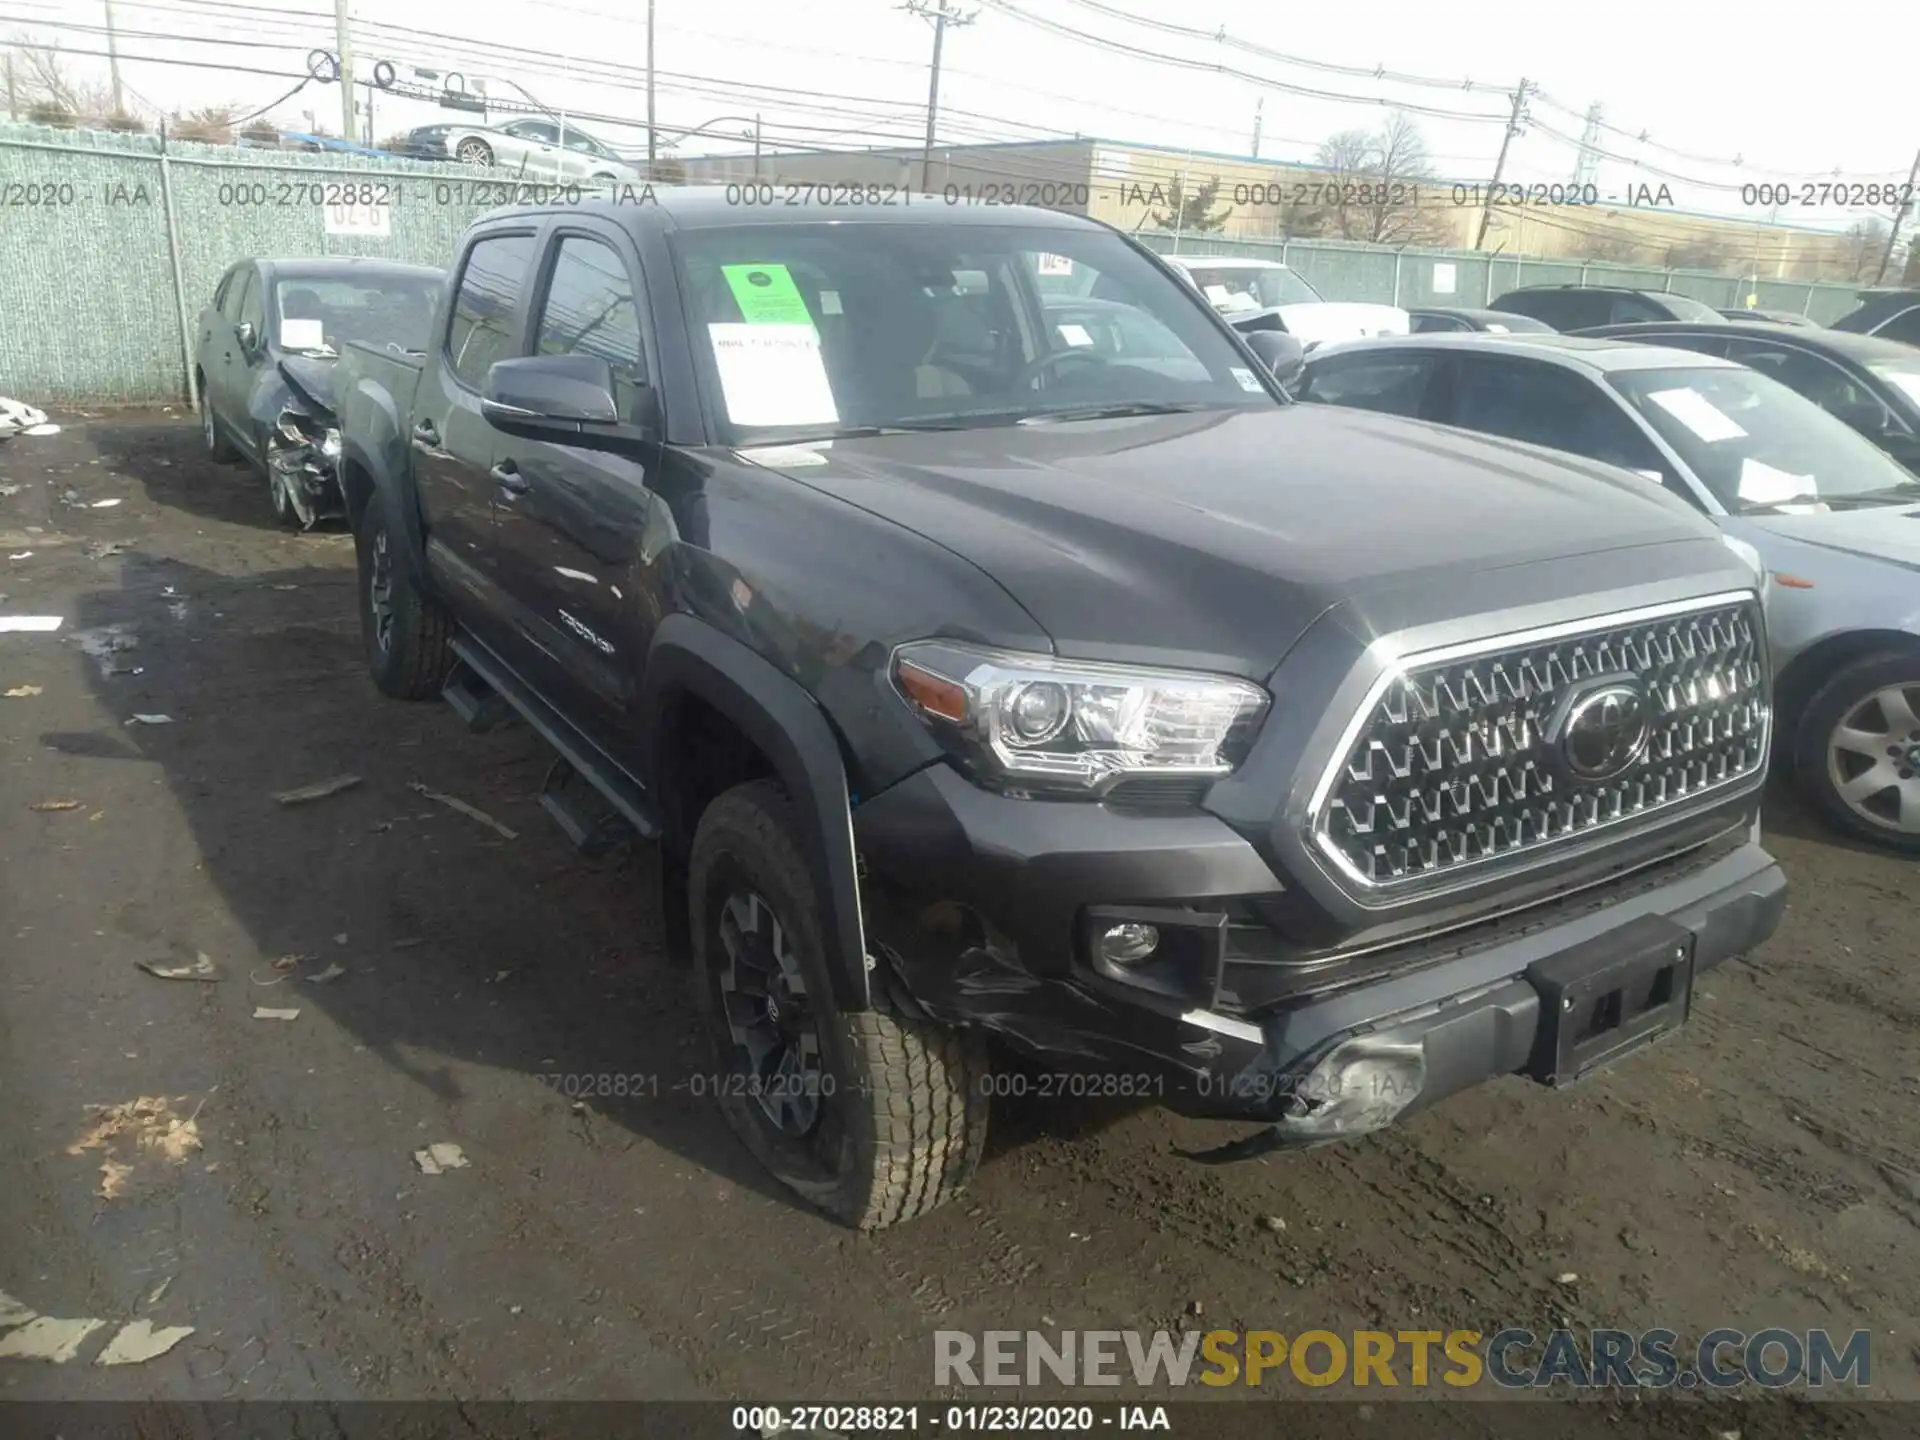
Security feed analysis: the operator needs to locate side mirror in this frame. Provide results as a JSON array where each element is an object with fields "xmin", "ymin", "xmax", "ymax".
[
  {"xmin": 235, "ymin": 320, "xmax": 257, "ymax": 351},
  {"xmin": 482, "ymin": 354, "xmax": 653, "ymax": 448},
  {"xmin": 1243, "ymin": 329, "xmax": 1305, "ymax": 389}
]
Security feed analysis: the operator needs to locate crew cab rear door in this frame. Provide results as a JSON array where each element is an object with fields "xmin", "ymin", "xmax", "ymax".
[
  {"xmin": 416, "ymin": 226, "xmax": 539, "ymax": 631},
  {"xmin": 488, "ymin": 217, "xmax": 663, "ymax": 748}
]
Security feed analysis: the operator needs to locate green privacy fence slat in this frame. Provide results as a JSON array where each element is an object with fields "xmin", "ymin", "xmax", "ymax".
[
  {"xmin": 1135, "ymin": 230, "xmax": 1871, "ymax": 322},
  {"xmin": 0, "ymin": 126, "xmax": 512, "ymax": 405}
]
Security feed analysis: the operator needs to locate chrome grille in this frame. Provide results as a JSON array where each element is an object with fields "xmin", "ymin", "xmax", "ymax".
[{"xmin": 1310, "ymin": 594, "xmax": 1768, "ymax": 895}]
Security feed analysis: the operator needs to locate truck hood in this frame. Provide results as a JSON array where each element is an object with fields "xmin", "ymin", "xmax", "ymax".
[
  {"xmin": 745, "ymin": 406, "xmax": 1716, "ymax": 677},
  {"xmin": 1743, "ymin": 503, "xmax": 1920, "ymax": 571},
  {"xmin": 277, "ymin": 355, "xmax": 338, "ymax": 418}
]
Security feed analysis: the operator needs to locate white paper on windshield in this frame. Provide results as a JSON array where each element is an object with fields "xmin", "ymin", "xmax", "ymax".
[
  {"xmin": 1231, "ymin": 367, "xmax": 1263, "ymax": 393},
  {"xmin": 819, "ymin": 290, "xmax": 843, "ymax": 316},
  {"xmin": 1036, "ymin": 252, "xmax": 1074, "ymax": 277},
  {"xmin": 1883, "ymin": 372, "xmax": 1920, "ymax": 406},
  {"xmin": 1202, "ymin": 283, "xmax": 1234, "ymax": 306},
  {"xmin": 1647, "ymin": 387, "xmax": 1747, "ymax": 443},
  {"xmin": 1737, "ymin": 458, "xmax": 1813, "ymax": 505},
  {"xmin": 1057, "ymin": 323, "xmax": 1095, "ymax": 348},
  {"xmin": 738, "ymin": 443, "xmax": 831, "ymax": 468},
  {"xmin": 280, "ymin": 318, "xmax": 326, "ymax": 351},
  {"xmin": 1484, "ymin": 323, "xmax": 1510, "ymax": 334},
  {"xmin": 707, "ymin": 323, "xmax": 839, "ymax": 427}
]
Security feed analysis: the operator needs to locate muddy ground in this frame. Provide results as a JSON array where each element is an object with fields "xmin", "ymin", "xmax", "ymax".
[{"xmin": 1, "ymin": 413, "xmax": 1916, "ymax": 1434}]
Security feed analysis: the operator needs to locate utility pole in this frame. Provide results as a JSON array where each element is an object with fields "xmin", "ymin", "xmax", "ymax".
[
  {"xmin": 1873, "ymin": 144, "xmax": 1920, "ymax": 285},
  {"xmin": 1251, "ymin": 96, "xmax": 1263, "ymax": 160},
  {"xmin": 905, "ymin": 0, "xmax": 977, "ymax": 193},
  {"xmin": 4, "ymin": 49, "xmax": 16, "ymax": 122},
  {"xmin": 1476, "ymin": 77, "xmax": 1531, "ymax": 250},
  {"xmin": 1570, "ymin": 101, "xmax": 1601, "ymax": 188},
  {"xmin": 752, "ymin": 112, "xmax": 762, "ymax": 180},
  {"xmin": 103, "ymin": 0, "xmax": 125, "ymax": 113},
  {"xmin": 334, "ymin": 0, "xmax": 355, "ymax": 143},
  {"xmin": 646, "ymin": 0, "xmax": 656, "ymax": 171}
]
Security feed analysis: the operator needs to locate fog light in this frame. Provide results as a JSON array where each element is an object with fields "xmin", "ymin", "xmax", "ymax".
[
  {"xmin": 1275, "ymin": 1037, "xmax": 1426, "ymax": 1140},
  {"xmin": 1100, "ymin": 922, "xmax": 1159, "ymax": 965}
]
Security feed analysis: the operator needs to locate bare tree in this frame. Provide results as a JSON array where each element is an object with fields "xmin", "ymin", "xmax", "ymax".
[
  {"xmin": 1664, "ymin": 238, "xmax": 1732, "ymax": 273},
  {"xmin": 1839, "ymin": 219, "xmax": 1891, "ymax": 283},
  {"xmin": 173, "ymin": 105, "xmax": 241, "ymax": 144},
  {"xmin": 1314, "ymin": 112, "xmax": 1450, "ymax": 246},
  {"xmin": 1567, "ymin": 231, "xmax": 1651, "ymax": 265},
  {"xmin": 1149, "ymin": 174, "xmax": 1231, "ymax": 234},
  {"xmin": 5, "ymin": 31, "xmax": 116, "ymax": 118}
]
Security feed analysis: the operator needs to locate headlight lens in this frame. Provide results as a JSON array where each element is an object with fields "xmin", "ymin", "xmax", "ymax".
[
  {"xmin": 892, "ymin": 641, "xmax": 1269, "ymax": 793},
  {"xmin": 276, "ymin": 407, "xmax": 313, "ymax": 445}
]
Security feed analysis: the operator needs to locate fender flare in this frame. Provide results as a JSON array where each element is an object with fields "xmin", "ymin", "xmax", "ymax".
[
  {"xmin": 638, "ymin": 614, "xmax": 870, "ymax": 1012},
  {"xmin": 337, "ymin": 384, "xmax": 424, "ymax": 563}
]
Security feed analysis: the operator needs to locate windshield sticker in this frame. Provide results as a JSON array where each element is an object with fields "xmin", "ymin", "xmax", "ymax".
[
  {"xmin": 1484, "ymin": 322, "xmax": 1510, "ymax": 334},
  {"xmin": 279, "ymin": 318, "xmax": 326, "ymax": 351},
  {"xmin": 1231, "ymin": 367, "xmax": 1264, "ymax": 392},
  {"xmin": 1056, "ymin": 323, "xmax": 1095, "ymax": 348},
  {"xmin": 721, "ymin": 264, "xmax": 814, "ymax": 326},
  {"xmin": 1035, "ymin": 252, "xmax": 1074, "ymax": 277},
  {"xmin": 1882, "ymin": 371, "xmax": 1920, "ymax": 406},
  {"xmin": 819, "ymin": 290, "xmax": 843, "ymax": 316},
  {"xmin": 1737, "ymin": 458, "xmax": 1814, "ymax": 505},
  {"xmin": 707, "ymin": 323, "xmax": 839, "ymax": 427},
  {"xmin": 1647, "ymin": 387, "xmax": 1748, "ymax": 443},
  {"xmin": 737, "ymin": 443, "xmax": 832, "ymax": 468}
]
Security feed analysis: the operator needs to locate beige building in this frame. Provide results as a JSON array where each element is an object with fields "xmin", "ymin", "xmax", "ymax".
[{"xmin": 679, "ymin": 138, "xmax": 1871, "ymax": 283}]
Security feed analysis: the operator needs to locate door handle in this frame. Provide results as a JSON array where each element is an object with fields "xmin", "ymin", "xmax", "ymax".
[
  {"xmin": 411, "ymin": 420, "xmax": 440, "ymax": 448},
  {"xmin": 492, "ymin": 460, "xmax": 529, "ymax": 495}
]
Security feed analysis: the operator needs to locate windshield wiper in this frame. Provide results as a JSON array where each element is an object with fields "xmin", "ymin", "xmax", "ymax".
[{"xmin": 1017, "ymin": 400, "xmax": 1218, "ymax": 425}]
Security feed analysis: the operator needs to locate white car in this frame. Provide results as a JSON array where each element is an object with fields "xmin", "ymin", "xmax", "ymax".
[
  {"xmin": 442, "ymin": 117, "xmax": 644, "ymax": 185},
  {"xmin": 1162, "ymin": 254, "xmax": 1409, "ymax": 349}
]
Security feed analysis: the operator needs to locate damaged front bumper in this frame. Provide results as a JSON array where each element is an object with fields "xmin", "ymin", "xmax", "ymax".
[
  {"xmin": 267, "ymin": 413, "xmax": 344, "ymax": 528},
  {"xmin": 854, "ymin": 763, "xmax": 1785, "ymax": 1154}
]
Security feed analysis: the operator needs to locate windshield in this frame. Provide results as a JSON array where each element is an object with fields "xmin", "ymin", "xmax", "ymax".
[
  {"xmin": 1868, "ymin": 358, "xmax": 1920, "ymax": 412},
  {"xmin": 1610, "ymin": 365, "xmax": 1920, "ymax": 512},
  {"xmin": 671, "ymin": 223, "xmax": 1278, "ymax": 440},
  {"xmin": 274, "ymin": 275, "xmax": 440, "ymax": 356},
  {"xmin": 1180, "ymin": 263, "xmax": 1323, "ymax": 312}
]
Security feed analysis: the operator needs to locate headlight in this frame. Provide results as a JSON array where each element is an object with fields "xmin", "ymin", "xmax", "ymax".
[
  {"xmin": 320, "ymin": 427, "xmax": 343, "ymax": 459},
  {"xmin": 891, "ymin": 641, "xmax": 1269, "ymax": 794}
]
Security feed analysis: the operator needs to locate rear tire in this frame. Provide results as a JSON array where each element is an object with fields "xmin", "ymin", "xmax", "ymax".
[
  {"xmin": 354, "ymin": 485, "xmax": 452, "ymax": 701},
  {"xmin": 690, "ymin": 780, "xmax": 988, "ymax": 1229},
  {"xmin": 1793, "ymin": 649, "xmax": 1920, "ymax": 853}
]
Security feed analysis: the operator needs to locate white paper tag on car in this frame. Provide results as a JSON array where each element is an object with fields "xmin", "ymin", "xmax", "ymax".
[
  {"xmin": 1056, "ymin": 323, "xmax": 1095, "ymax": 348},
  {"xmin": 1736, "ymin": 458, "xmax": 1815, "ymax": 505},
  {"xmin": 280, "ymin": 318, "xmax": 326, "ymax": 351},
  {"xmin": 1231, "ymin": 367, "xmax": 1263, "ymax": 392},
  {"xmin": 1647, "ymin": 387, "xmax": 1747, "ymax": 443},
  {"xmin": 708, "ymin": 324, "xmax": 839, "ymax": 427}
]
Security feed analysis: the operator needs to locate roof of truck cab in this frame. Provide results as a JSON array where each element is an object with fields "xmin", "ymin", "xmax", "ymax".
[
  {"xmin": 1307, "ymin": 332, "xmax": 1744, "ymax": 375},
  {"xmin": 479, "ymin": 185, "xmax": 1115, "ymax": 231},
  {"xmin": 259, "ymin": 258, "xmax": 443, "ymax": 280}
]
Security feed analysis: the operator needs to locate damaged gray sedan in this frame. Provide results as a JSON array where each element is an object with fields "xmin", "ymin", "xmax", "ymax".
[{"xmin": 195, "ymin": 257, "xmax": 442, "ymax": 527}]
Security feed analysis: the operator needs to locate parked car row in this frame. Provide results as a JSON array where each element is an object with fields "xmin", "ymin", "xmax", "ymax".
[
  {"xmin": 187, "ymin": 193, "xmax": 1904, "ymax": 1232},
  {"xmin": 390, "ymin": 117, "xmax": 645, "ymax": 184}
]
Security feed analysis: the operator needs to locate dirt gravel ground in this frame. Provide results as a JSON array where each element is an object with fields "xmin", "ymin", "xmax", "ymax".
[{"xmin": 2, "ymin": 412, "xmax": 1917, "ymax": 1434}]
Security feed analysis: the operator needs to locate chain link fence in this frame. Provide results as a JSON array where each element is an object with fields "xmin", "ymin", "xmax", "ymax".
[
  {"xmin": 1135, "ymin": 231, "xmax": 1873, "ymax": 323},
  {"xmin": 0, "ymin": 125, "xmax": 1886, "ymax": 406}
]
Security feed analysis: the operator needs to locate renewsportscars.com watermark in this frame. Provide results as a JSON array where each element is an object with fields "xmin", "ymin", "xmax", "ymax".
[{"xmin": 934, "ymin": 1327, "xmax": 1872, "ymax": 1391}]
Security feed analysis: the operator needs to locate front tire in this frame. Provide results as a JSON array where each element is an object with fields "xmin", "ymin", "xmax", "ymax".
[
  {"xmin": 690, "ymin": 780, "xmax": 988, "ymax": 1229},
  {"xmin": 200, "ymin": 391, "xmax": 236, "ymax": 462},
  {"xmin": 455, "ymin": 137, "xmax": 494, "ymax": 166},
  {"xmin": 354, "ymin": 486, "xmax": 452, "ymax": 700},
  {"xmin": 1794, "ymin": 649, "xmax": 1920, "ymax": 852}
]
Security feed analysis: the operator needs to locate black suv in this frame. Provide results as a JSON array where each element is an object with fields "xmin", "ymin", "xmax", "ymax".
[
  {"xmin": 1491, "ymin": 285, "xmax": 1728, "ymax": 329},
  {"xmin": 332, "ymin": 192, "xmax": 1784, "ymax": 1228}
]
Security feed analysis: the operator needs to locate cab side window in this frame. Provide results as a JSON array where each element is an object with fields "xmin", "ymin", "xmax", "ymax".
[
  {"xmin": 532, "ymin": 236, "xmax": 646, "ymax": 420},
  {"xmin": 447, "ymin": 233, "xmax": 537, "ymax": 391},
  {"xmin": 1449, "ymin": 356, "xmax": 1669, "ymax": 479},
  {"xmin": 1295, "ymin": 355, "xmax": 1437, "ymax": 417}
]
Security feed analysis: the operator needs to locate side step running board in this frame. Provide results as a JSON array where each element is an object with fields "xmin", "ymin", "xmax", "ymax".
[{"xmin": 443, "ymin": 638, "xmax": 659, "ymax": 847}]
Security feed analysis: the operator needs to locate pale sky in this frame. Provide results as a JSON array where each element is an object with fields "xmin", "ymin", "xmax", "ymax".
[{"xmin": 8, "ymin": 0, "xmax": 1917, "ymax": 228}]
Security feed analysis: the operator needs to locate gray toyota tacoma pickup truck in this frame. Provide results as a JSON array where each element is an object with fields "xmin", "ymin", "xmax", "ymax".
[{"xmin": 333, "ymin": 190, "xmax": 1785, "ymax": 1229}]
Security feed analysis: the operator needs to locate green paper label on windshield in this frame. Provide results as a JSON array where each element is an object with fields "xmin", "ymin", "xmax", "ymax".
[{"xmin": 723, "ymin": 263, "xmax": 814, "ymax": 326}]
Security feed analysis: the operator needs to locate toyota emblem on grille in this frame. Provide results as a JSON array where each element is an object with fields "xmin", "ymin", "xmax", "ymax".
[{"xmin": 1555, "ymin": 679, "xmax": 1652, "ymax": 782}]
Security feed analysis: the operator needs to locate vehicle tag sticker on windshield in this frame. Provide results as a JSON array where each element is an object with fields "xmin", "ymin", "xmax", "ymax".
[
  {"xmin": 279, "ymin": 318, "xmax": 326, "ymax": 351},
  {"xmin": 1231, "ymin": 367, "xmax": 1263, "ymax": 392},
  {"xmin": 721, "ymin": 264, "xmax": 815, "ymax": 327},
  {"xmin": 1647, "ymin": 387, "xmax": 1747, "ymax": 443},
  {"xmin": 708, "ymin": 323, "xmax": 839, "ymax": 427},
  {"xmin": 1036, "ymin": 252, "xmax": 1074, "ymax": 277},
  {"xmin": 1056, "ymin": 324, "xmax": 1095, "ymax": 348},
  {"xmin": 819, "ymin": 290, "xmax": 843, "ymax": 316},
  {"xmin": 1736, "ymin": 458, "xmax": 1814, "ymax": 506}
]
